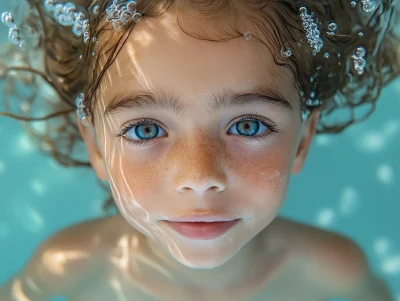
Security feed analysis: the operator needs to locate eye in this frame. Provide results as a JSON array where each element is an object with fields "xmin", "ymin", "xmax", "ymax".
[
  {"xmin": 115, "ymin": 113, "xmax": 279, "ymax": 146},
  {"xmin": 116, "ymin": 118, "xmax": 167, "ymax": 146},
  {"xmin": 227, "ymin": 114, "xmax": 278, "ymax": 143}
]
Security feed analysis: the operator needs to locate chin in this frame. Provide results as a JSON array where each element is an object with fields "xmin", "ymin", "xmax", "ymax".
[{"xmin": 166, "ymin": 240, "xmax": 242, "ymax": 269}]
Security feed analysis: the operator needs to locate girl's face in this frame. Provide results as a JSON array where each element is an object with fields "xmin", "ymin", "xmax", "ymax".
[{"xmin": 79, "ymin": 9, "xmax": 320, "ymax": 269}]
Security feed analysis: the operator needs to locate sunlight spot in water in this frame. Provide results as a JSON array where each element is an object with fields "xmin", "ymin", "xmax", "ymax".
[
  {"xmin": 31, "ymin": 180, "xmax": 47, "ymax": 195},
  {"xmin": 13, "ymin": 202, "xmax": 45, "ymax": 233},
  {"xmin": 380, "ymin": 254, "xmax": 400, "ymax": 275},
  {"xmin": 358, "ymin": 131, "xmax": 385, "ymax": 153},
  {"xmin": 31, "ymin": 120, "xmax": 47, "ymax": 136},
  {"xmin": 16, "ymin": 134, "xmax": 36, "ymax": 153},
  {"xmin": 315, "ymin": 134, "xmax": 332, "ymax": 146},
  {"xmin": 316, "ymin": 208, "xmax": 336, "ymax": 227},
  {"xmin": 377, "ymin": 164, "xmax": 394, "ymax": 185},
  {"xmin": 0, "ymin": 160, "xmax": 5, "ymax": 174},
  {"xmin": 338, "ymin": 186, "xmax": 358, "ymax": 216},
  {"xmin": 373, "ymin": 237, "xmax": 391, "ymax": 257}
]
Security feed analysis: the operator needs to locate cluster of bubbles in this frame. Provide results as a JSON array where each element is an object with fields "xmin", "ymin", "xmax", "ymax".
[
  {"xmin": 105, "ymin": 0, "xmax": 142, "ymax": 31},
  {"xmin": 298, "ymin": 6, "xmax": 324, "ymax": 56},
  {"xmin": 352, "ymin": 46, "xmax": 367, "ymax": 75},
  {"xmin": 75, "ymin": 93, "xmax": 91, "ymax": 126},
  {"xmin": 43, "ymin": 0, "xmax": 91, "ymax": 43},
  {"xmin": 276, "ymin": 0, "xmax": 381, "ymax": 118},
  {"xmin": 1, "ymin": 12, "xmax": 24, "ymax": 49}
]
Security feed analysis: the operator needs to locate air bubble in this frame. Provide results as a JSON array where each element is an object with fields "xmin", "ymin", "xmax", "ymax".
[
  {"xmin": 243, "ymin": 31, "xmax": 252, "ymax": 40},
  {"xmin": 280, "ymin": 47, "xmax": 292, "ymax": 58}
]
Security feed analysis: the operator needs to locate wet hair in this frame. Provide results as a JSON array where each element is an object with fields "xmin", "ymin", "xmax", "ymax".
[{"xmin": 1, "ymin": 0, "xmax": 399, "ymax": 214}]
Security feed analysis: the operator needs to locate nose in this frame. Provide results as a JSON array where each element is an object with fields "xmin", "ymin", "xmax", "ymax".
[
  {"xmin": 177, "ymin": 179, "xmax": 225, "ymax": 195},
  {"xmin": 173, "ymin": 134, "xmax": 228, "ymax": 196}
]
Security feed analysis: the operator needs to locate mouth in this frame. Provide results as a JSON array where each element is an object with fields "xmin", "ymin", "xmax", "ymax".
[
  {"xmin": 163, "ymin": 219, "xmax": 240, "ymax": 240},
  {"xmin": 166, "ymin": 213, "xmax": 239, "ymax": 223}
]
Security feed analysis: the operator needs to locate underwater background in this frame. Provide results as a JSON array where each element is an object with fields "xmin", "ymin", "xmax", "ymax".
[{"xmin": 0, "ymin": 1, "xmax": 399, "ymax": 299}]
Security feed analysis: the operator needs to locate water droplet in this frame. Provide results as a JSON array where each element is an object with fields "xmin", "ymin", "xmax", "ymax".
[
  {"xmin": 280, "ymin": 46, "xmax": 292, "ymax": 58},
  {"xmin": 355, "ymin": 46, "xmax": 366, "ymax": 57},
  {"xmin": 92, "ymin": 5, "xmax": 101, "ymax": 15},
  {"xmin": 127, "ymin": 1, "xmax": 138, "ymax": 12},
  {"xmin": 299, "ymin": 7, "xmax": 308, "ymax": 14},
  {"xmin": 324, "ymin": 52, "xmax": 330, "ymax": 58},
  {"xmin": 1, "ymin": 12, "xmax": 14, "ymax": 27},
  {"xmin": 243, "ymin": 31, "xmax": 252, "ymax": 40},
  {"xmin": 362, "ymin": 0, "xmax": 377, "ymax": 13},
  {"xmin": 358, "ymin": 32, "xmax": 364, "ymax": 36},
  {"xmin": 352, "ymin": 56, "xmax": 367, "ymax": 75},
  {"xmin": 327, "ymin": 22, "xmax": 337, "ymax": 32},
  {"xmin": 79, "ymin": 55, "xmax": 83, "ymax": 60},
  {"xmin": 351, "ymin": 1, "xmax": 357, "ymax": 8}
]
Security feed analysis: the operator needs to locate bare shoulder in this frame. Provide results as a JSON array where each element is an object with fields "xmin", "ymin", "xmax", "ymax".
[
  {"xmin": 10, "ymin": 215, "xmax": 130, "ymax": 296},
  {"xmin": 271, "ymin": 216, "xmax": 368, "ymax": 293},
  {"xmin": 42, "ymin": 214, "xmax": 131, "ymax": 252},
  {"xmin": 29, "ymin": 215, "xmax": 123, "ymax": 269}
]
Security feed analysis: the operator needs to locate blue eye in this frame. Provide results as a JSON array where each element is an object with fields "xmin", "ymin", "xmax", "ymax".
[{"xmin": 116, "ymin": 114, "xmax": 278, "ymax": 146}]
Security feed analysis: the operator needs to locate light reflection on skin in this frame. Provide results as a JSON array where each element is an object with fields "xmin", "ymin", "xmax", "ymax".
[{"xmin": 78, "ymin": 5, "xmax": 320, "ymax": 291}]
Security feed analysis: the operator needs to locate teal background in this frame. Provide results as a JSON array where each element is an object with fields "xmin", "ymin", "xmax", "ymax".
[{"xmin": 0, "ymin": 1, "xmax": 399, "ymax": 299}]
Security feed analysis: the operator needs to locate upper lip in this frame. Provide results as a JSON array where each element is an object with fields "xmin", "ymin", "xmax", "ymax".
[{"xmin": 165, "ymin": 212, "xmax": 239, "ymax": 222}]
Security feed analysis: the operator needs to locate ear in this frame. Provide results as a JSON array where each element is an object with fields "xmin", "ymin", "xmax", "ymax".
[
  {"xmin": 291, "ymin": 109, "xmax": 321, "ymax": 175},
  {"xmin": 76, "ymin": 115, "xmax": 109, "ymax": 182}
]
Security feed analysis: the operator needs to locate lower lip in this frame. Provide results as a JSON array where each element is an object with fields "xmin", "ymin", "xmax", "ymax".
[{"xmin": 164, "ymin": 220, "xmax": 239, "ymax": 240}]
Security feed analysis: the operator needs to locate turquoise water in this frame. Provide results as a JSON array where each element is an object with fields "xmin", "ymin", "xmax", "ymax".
[{"xmin": 1, "ymin": 78, "xmax": 399, "ymax": 298}]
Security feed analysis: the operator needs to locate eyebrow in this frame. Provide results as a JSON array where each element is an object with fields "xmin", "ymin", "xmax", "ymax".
[{"xmin": 103, "ymin": 84, "xmax": 293, "ymax": 119}]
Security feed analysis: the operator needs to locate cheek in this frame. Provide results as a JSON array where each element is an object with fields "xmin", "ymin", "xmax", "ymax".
[
  {"xmin": 119, "ymin": 156, "xmax": 163, "ymax": 196},
  {"xmin": 228, "ymin": 141, "xmax": 295, "ymax": 198},
  {"xmin": 106, "ymin": 148, "xmax": 166, "ymax": 211}
]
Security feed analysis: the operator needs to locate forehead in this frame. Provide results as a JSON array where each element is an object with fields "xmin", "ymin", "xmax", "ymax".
[{"xmin": 99, "ymin": 9, "xmax": 299, "ymax": 109}]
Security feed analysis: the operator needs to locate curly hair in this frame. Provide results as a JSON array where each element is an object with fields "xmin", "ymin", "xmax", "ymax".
[{"xmin": 0, "ymin": 0, "xmax": 399, "ymax": 214}]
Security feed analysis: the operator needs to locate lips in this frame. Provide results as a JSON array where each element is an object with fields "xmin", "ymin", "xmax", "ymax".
[
  {"xmin": 164, "ymin": 219, "xmax": 239, "ymax": 240},
  {"xmin": 166, "ymin": 213, "xmax": 238, "ymax": 222}
]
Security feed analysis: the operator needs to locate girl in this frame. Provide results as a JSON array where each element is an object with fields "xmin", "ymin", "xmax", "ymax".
[{"xmin": 0, "ymin": 0, "xmax": 399, "ymax": 300}]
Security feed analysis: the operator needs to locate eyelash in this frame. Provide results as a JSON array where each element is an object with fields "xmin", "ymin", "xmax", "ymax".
[{"xmin": 115, "ymin": 113, "xmax": 279, "ymax": 146}]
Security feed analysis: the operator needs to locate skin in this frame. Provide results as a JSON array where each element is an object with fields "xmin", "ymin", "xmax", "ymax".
[
  {"xmin": 85, "ymin": 4, "xmax": 314, "ymax": 287},
  {"xmin": 0, "ymin": 5, "xmax": 394, "ymax": 301}
]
